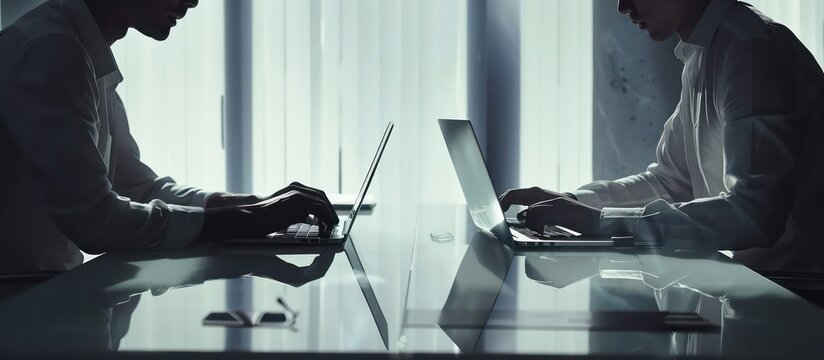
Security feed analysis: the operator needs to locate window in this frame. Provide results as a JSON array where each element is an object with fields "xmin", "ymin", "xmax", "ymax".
[
  {"xmin": 250, "ymin": 0, "xmax": 468, "ymax": 206},
  {"xmin": 520, "ymin": 0, "xmax": 594, "ymax": 192},
  {"xmin": 112, "ymin": 0, "xmax": 226, "ymax": 192}
]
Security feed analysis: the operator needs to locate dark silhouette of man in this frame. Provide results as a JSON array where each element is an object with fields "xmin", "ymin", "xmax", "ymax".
[
  {"xmin": 502, "ymin": 0, "xmax": 824, "ymax": 272},
  {"xmin": 0, "ymin": 0, "xmax": 339, "ymax": 274}
]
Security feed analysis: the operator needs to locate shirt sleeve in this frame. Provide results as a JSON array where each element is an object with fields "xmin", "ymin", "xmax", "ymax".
[
  {"xmin": 599, "ymin": 38, "xmax": 801, "ymax": 251},
  {"xmin": 0, "ymin": 34, "xmax": 204, "ymax": 254},
  {"xmin": 108, "ymin": 92, "xmax": 212, "ymax": 207},
  {"xmin": 572, "ymin": 101, "xmax": 694, "ymax": 209}
]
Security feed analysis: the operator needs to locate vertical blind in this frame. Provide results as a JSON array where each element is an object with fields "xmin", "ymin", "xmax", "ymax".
[
  {"xmin": 111, "ymin": 0, "xmax": 226, "ymax": 193},
  {"xmin": 250, "ymin": 0, "xmax": 468, "ymax": 205},
  {"xmin": 516, "ymin": 0, "xmax": 595, "ymax": 352},
  {"xmin": 520, "ymin": 0, "xmax": 594, "ymax": 194}
]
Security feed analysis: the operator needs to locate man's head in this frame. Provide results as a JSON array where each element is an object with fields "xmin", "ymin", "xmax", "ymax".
[
  {"xmin": 617, "ymin": 0, "xmax": 711, "ymax": 41},
  {"xmin": 85, "ymin": 0, "xmax": 198, "ymax": 43},
  {"xmin": 125, "ymin": 0, "xmax": 198, "ymax": 41}
]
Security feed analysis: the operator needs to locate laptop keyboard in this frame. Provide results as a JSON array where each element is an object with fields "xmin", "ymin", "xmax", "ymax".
[
  {"xmin": 507, "ymin": 219, "xmax": 581, "ymax": 239},
  {"xmin": 284, "ymin": 223, "xmax": 321, "ymax": 239},
  {"xmin": 519, "ymin": 225, "xmax": 580, "ymax": 239}
]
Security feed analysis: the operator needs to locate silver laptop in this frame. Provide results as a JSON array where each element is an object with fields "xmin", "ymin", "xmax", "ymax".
[
  {"xmin": 438, "ymin": 119, "xmax": 618, "ymax": 248},
  {"xmin": 224, "ymin": 122, "xmax": 393, "ymax": 245}
]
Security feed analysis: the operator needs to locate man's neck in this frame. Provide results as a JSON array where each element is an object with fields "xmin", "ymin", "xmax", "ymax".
[
  {"xmin": 83, "ymin": 0, "xmax": 130, "ymax": 46},
  {"xmin": 677, "ymin": 0, "xmax": 712, "ymax": 42}
]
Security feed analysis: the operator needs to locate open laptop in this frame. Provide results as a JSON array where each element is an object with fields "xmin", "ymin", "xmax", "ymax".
[
  {"xmin": 439, "ymin": 119, "xmax": 626, "ymax": 249},
  {"xmin": 224, "ymin": 122, "xmax": 393, "ymax": 245}
]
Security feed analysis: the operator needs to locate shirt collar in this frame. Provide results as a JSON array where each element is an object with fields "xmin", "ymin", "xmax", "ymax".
[
  {"xmin": 685, "ymin": 0, "xmax": 738, "ymax": 48},
  {"xmin": 58, "ymin": 0, "xmax": 122, "ymax": 83}
]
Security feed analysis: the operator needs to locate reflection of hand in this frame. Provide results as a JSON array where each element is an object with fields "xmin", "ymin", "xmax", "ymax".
[
  {"xmin": 254, "ymin": 252, "xmax": 336, "ymax": 288},
  {"xmin": 519, "ymin": 197, "xmax": 601, "ymax": 236},
  {"xmin": 499, "ymin": 187, "xmax": 573, "ymax": 212},
  {"xmin": 202, "ymin": 182, "xmax": 339, "ymax": 241},
  {"xmin": 143, "ymin": 252, "xmax": 337, "ymax": 299}
]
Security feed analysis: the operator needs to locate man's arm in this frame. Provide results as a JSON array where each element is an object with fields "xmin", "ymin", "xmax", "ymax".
[
  {"xmin": 106, "ymin": 92, "xmax": 340, "ymax": 238},
  {"xmin": 599, "ymin": 38, "xmax": 801, "ymax": 251},
  {"xmin": 1, "ymin": 35, "xmax": 203, "ymax": 253},
  {"xmin": 572, "ymin": 102, "xmax": 694, "ymax": 209}
]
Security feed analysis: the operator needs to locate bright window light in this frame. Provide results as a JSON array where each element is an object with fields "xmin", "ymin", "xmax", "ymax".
[{"xmin": 520, "ymin": 0, "xmax": 594, "ymax": 192}]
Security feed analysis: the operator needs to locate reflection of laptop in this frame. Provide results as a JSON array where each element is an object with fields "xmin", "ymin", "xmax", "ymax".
[
  {"xmin": 439, "ymin": 119, "xmax": 618, "ymax": 249},
  {"xmin": 224, "ymin": 122, "xmax": 393, "ymax": 245}
]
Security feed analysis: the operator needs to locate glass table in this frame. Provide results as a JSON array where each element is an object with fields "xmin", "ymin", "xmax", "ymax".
[{"xmin": 1, "ymin": 204, "xmax": 823, "ymax": 358}]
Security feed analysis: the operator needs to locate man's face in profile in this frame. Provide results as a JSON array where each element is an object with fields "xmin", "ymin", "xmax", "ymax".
[
  {"xmin": 617, "ymin": 0, "xmax": 684, "ymax": 41},
  {"xmin": 129, "ymin": 0, "xmax": 198, "ymax": 40}
]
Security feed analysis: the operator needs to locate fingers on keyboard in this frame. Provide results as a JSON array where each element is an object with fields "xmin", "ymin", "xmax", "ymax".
[{"xmin": 284, "ymin": 223, "xmax": 324, "ymax": 239}]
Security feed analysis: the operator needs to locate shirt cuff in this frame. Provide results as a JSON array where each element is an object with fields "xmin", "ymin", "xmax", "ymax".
[
  {"xmin": 600, "ymin": 207, "xmax": 644, "ymax": 236},
  {"xmin": 152, "ymin": 200, "xmax": 206, "ymax": 250},
  {"xmin": 189, "ymin": 190, "xmax": 213, "ymax": 208},
  {"xmin": 572, "ymin": 189, "xmax": 603, "ymax": 209}
]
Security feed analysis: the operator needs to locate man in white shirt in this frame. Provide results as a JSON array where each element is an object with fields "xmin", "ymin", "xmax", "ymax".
[
  {"xmin": 501, "ymin": 0, "xmax": 824, "ymax": 273},
  {"xmin": 0, "ymin": 0, "xmax": 338, "ymax": 274}
]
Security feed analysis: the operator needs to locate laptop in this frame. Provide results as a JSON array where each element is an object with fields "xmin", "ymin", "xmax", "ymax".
[
  {"xmin": 223, "ymin": 122, "xmax": 393, "ymax": 245},
  {"xmin": 439, "ymin": 119, "xmax": 625, "ymax": 249}
]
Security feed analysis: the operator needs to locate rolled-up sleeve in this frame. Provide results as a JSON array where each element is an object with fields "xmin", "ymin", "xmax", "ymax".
[
  {"xmin": 573, "ymin": 101, "xmax": 694, "ymax": 209},
  {"xmin": 0, "ymin": 34, "xmax": 204, "ymax": 254},
  {"xmin": 598, "ymin": 38, "xmax": 801, "ymax": 251}
]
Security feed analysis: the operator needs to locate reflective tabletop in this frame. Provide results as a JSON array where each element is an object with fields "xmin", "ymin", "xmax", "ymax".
[{"xmin": 2, "ymin": 204, "xmax": 824, "ymax": 358}]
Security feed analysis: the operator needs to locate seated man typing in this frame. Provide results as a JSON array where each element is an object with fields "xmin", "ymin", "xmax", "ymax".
[
  {"xmin": 501, "ymin": 0, "xmax": 824, "ymax": 273},
  {"xmin": 0, "ymin": 0, "xmax": 337, "ymax": 274}
]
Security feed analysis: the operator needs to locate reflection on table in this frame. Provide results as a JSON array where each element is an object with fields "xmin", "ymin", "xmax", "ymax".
[{"xmin": 2, "ymin": 204, "xmax": 824, "ymax": 358}]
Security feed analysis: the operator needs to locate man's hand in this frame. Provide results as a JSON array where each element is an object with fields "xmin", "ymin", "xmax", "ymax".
[
  {"xmin": 499, "ymin": 187, "xmax": 574, "ymax": 212},
  {"xmin": 201, "ymin": 182, "xmax": 339, "ymax": 241},
  {"xmin": 263, "ymin": 182, "xmax": 340, "ymax": 225},
  {"xmin": 518, "ymin": 197, "xmax": 602, "ymax": 236},
  {"xmin": 207, "ymin": 182, "xmax": 338, "ymax": 217}
]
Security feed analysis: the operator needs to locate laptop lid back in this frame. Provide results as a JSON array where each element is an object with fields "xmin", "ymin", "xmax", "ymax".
[
  {"xmin": 438, "ymin": 119, "xmax": 514, "ymax": 244},
  {"xmin": 342, "ymin": 122, "xmax": 394, "ymax": 236}
]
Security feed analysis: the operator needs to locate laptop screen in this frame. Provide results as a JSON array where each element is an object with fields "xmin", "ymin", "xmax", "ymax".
[
  {"xmin": 343, "ymin": 122, "xmax": 394, "ymax": 235},
  {"xmin": 438, "ymin": 119, "xmax": 513, "ymax": 244}
]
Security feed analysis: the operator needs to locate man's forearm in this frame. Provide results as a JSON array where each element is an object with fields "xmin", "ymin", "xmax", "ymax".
[
  {"xmin": 205, "ymin": 193, "xmax": 264, "ymax": 209},
  {"xmin": 597, "ymin": 196, "xmax": 779, "ymax": 252},
  {"xmin": 573, "ymin": 171, "xmax": 687, "ymax": 209}
]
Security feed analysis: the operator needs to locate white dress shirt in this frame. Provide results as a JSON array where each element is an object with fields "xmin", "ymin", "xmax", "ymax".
[
  {"xmin": 0, "ymin": 0, "xmax": 211, "ymax": 274},
  {"xmin": 573, "ymin": 0, "xmax": 824, "ymax": 273}
]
